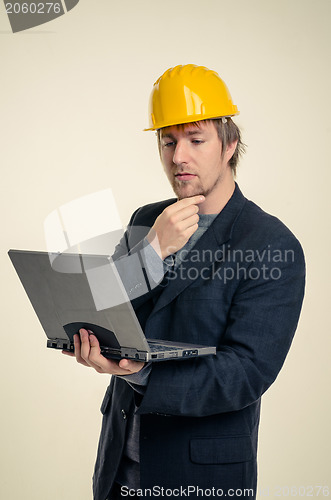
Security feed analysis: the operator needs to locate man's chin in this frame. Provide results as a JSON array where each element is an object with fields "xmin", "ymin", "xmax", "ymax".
[{"xmin": 174, "ymin": 186, "xmax": 204, "ymax": 200}]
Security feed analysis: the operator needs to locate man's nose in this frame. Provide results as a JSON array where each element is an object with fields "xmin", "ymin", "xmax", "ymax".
[{"xmin": 173, "ymin": 141, "xmax": 189, "ymax": 165}]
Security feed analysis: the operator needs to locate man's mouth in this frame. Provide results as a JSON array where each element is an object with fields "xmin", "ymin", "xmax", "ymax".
[{"xmin": 175, "ymin": 172, "xmax": 197, "ymax": 181}]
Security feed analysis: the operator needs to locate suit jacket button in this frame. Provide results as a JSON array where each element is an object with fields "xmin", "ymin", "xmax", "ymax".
[{"xmin": 121, "ymin": 409, "xmax": 127, "ymax": 420}]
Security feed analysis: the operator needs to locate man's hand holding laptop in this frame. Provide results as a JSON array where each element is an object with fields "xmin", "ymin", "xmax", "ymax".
[{"xmin": 62, "ymin": 328, "xmax": 145, "ymax": 375}]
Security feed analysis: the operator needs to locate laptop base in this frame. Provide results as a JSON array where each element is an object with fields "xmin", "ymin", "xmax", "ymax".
[{"xmin": 47, "ymin": 338, "xmax": 215, "ymax": 362}]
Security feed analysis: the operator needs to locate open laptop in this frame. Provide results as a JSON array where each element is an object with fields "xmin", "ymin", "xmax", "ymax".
[{"xmin": 8, "ymin": 249, "xmax": 216, "ymax": 362}]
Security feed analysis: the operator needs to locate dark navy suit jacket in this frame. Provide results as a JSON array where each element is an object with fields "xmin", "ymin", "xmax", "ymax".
[{"xmin": 93, "ymin": 184, "xmax": 305, "ymax": 500}]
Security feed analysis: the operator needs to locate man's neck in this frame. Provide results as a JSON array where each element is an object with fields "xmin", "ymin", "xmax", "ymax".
[{"xmin": 198, "ymin": 176, "xmax": 236, "ymax": 215}]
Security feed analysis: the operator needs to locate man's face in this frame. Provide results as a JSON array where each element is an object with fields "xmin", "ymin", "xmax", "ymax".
[{"xmin": 159, "ymin": 121, "xmax": 234, "ymax": 202}]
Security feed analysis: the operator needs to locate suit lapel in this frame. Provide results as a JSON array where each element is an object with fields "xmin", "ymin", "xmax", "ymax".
[{"xmin": 150, "ymin": 184, "xmax": 246, "ymax": 315}]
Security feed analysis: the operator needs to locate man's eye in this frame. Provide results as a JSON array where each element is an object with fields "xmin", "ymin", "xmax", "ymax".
[
  {"xmin": 163, "ymin": 142, "xmax": 175, "ymax": 147},
  {"xmin": 192, "ymin": 139, "xmax": 204, "ymax": 144}
]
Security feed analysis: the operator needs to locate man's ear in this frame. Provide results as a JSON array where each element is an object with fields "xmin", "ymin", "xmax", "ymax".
[{"xmin": 226, "ymin": 140, "xmax": 238, "ymax": 162}]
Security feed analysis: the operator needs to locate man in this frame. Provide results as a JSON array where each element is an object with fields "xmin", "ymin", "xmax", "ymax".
[{"xmin": 64, "ymin": 65, "xmax": 305, "ymax": 499}]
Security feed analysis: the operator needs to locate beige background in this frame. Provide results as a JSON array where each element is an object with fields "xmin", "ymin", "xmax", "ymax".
[{"xmin": 0, "ymin": 0, "xmax": 330, "ymax": 498}]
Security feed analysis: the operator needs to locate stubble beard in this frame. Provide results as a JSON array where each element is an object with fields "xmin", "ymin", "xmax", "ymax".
[
  {"xmin": 173, "ymin": 181, "xmax": 204, "ymax": 200},
  {"xmin": 171, "ymin": 171, "xmax": 224, "ymax": 200}
]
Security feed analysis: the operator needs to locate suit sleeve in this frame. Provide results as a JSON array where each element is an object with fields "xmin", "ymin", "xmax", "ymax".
[
  {"xmin": 136, "ymin": 234, "xmax": 306, "ymax": 417},
  {"xmin": 111, "ymin": 208, "xmax": 169, "ymax": 308}
]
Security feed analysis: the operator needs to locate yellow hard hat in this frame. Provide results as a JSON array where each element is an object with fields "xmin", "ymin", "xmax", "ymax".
[{"xmin": 144, "ymin": 64, "xmax": 239, "ymax": 131}]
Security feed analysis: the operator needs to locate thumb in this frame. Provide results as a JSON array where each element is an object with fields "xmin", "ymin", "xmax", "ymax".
[{"xmin": 118, "ymin": 358, "xmax": 132, "ymax": 370}]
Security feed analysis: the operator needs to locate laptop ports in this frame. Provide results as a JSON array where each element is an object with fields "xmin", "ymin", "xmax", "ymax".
[{"xmin": 183, "ymin": 350, "xmax": 198, "ymax": 357}]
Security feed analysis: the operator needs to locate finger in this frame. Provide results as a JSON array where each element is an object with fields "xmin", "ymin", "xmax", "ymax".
[
  {"xmin": 164, "ymin": 195, "xmax": 204, "ymax": 222},
  {"xmin": 74, "ymin": 330, "xmax": 90, "ymax": 367},
  {"xmin": 164, "ymin": 195, "xmax": 202, "ymax": 215},
  {"xmin": 177, "ymin": 212, "xmax": 200, "ymax": 231},
  {"xmin": 87, "ymin": 333, "xmax": 102, "ymax": 364},
  {"xmin": 182, "ymin": 222, "xmax": 199, "ymax": 240},
  {"xmin": 79, "ymin": 328, "xmax": 93, "ymax": 364},
  {"xmin": 83, "ymin": 334, "xmax": 107, "ymax": 372},
  {"xmin": 173, "ymin": 195, "xmax": 205, "ymax": 211},
  {"xmin": 167, "ymin": 203, "xmax": 200, "ymax": 225},
  {"xmin": 73, "ymin": 333, "xmax": 81, "ymax": 357}
]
